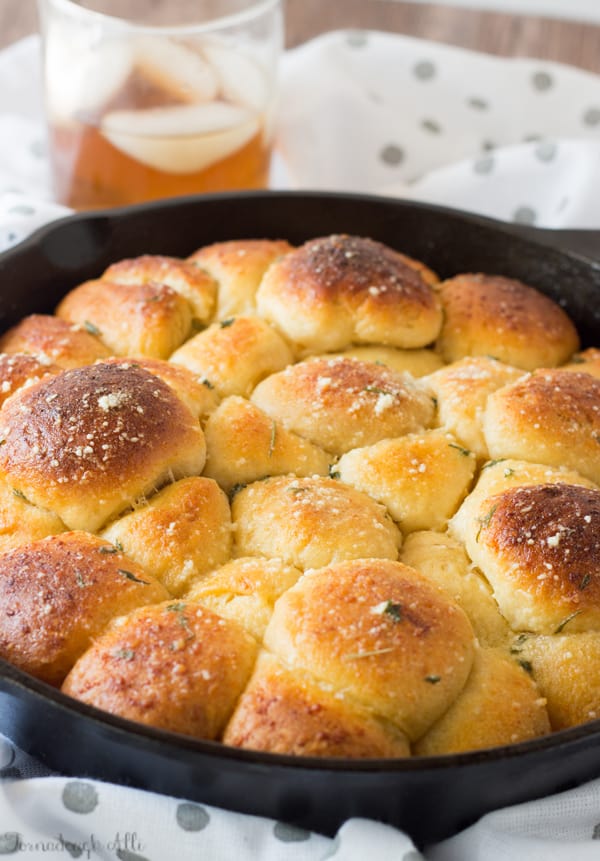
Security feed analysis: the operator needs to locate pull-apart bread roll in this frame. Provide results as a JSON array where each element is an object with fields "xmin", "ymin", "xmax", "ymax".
[
  {"xmin": 251, "ymin": 356, "xmax": 434, "ymax": 455},
  {"xmin": 0, "ymin": 314, "xmax": 110, "ymax": 369},
  {"xmin": 256, "ymin": 234, "xmax": 443, "ymax": 354},
  {"xmin": 336, "ymin": 428, "xmax": 476, "ymax": 533},
  {"xmin": 102, "ymin": 254, "xmax": 218, "ymax": 323},
  {"xmin": 223, "ymin": 651, "xmax": 411, "ymax": 758},
  {"xmin": 185, "ymin": 557, "xmax": 303, "ymax": 642},
  {"xmin": 0, "ymin": 362, "xmax": 206, "ymax": 532},
  {"xmin": 459, "ymin": 482, "xmax": 600, "ymax": 635},
  {"xmin": 400, "ymin": 532, "xmax": 510, "ymax": 647},
  {"xmin": 102, "ymin": 476, "xmax": 232, "ymax": 596},
  {"xmin": 56, "ymin": 280, "xmax": 193, "ymax": 358},
  {"xmin": 232, "ymin": 475, "xmax": 401, "ymax": 570},
  {"xmin": 188, "ymin": 239, "xmax": 294, "ymax": 319},
  {"xmin": 435, "ymin": 274, "xmax": 579, "ymax": 370},
  {"xmin": 414, "ymin": 647, "xmax": 550, "ymax": 755},
  {"xmin": 63, "ymin": 601, "xmax": 258, "ymax": 739},
  {"xmin": 483, "ymin": 370, "xmax": 600, "ymax": 485},
  {"xmin": 226, "ymin": 558, "xmax": 475, "ymax": 752},
  {"xmin": 423, "ymin": 356, "xmax": 524, "ymax": 460},
  {"xmin": 170, "ymin": 315, "xmax": 294, "ymax": 398},
  {"xmin": 203, "ymin": 395, "xmax": 331, "ymax": 491},
  {"xmin": 0, "ymin": 531, "xmax": 168, "ymax": 685}
]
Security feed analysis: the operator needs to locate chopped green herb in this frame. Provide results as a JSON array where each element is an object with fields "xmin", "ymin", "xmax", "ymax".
[
  {"xmin": 448, "ymin": 442, "xmax": 472, "ymax": 457},
  {"xmin": 12, "ymin": 488, "xmax": 27, "ymax": 501},
  {"xmin": 328, "ymin": 464, "xmax": 341, "ymax": 480},
  {"xmin": 201, "ymin": 378, "xmax": 215, "ymax": 390},
  {"xmin": 518, "ymin": 659, "xmax": 533, "ymax": 675},
  {"xmin": 503, "ymin": 468, "xmax": 515, "ymax": 477},
  {"xmin": 425, "ymin": 674, "xmax": 441, "ymax": 684},
  {"xmin": 98, "ymin": 545, "xmax": 119, "ymax": 555},
  {"xmin": 166, "ymin": 602, "xmax": 194, "ymax": 639},
  {"xmin": 579, "ymin": 573, "xmax": 592, "ymax": 591},
  {"xmin": 383, "ymin": 601, "xmax": 403, "ymax": 623},
  {"xmin": 75, "ymin": 572, "xmax": 87, "ymax": 588},
  {"xmin": 476, "ymin": 504, "xmax": 498, "ymax": 542},
  {"xmin": 431, "ymin": 396, "xmax": 438, "ymax": 408},
  {"xmin": 229, "ymin": 482, "xmax": 247, "ymax": 500},
  {"xmin": 167, "ymin": 602, "xmax": 187, "ymax": 613},
  {"xmin": 113, "ymin": 648, "xmax": 135, "ymax": 661},
  {"xmin": 554, "ymin": 609, "xmax": 583, "ymax": 634},
  {"xmin": 363, "ymin": 385, "xmax": 388, "ymax": 395},
  {"xmin": 268, "ymin": 421, "xmax": 277, "ymax": 458},
  {"xmin": 482, "ymin": 458, "xmax": 507, "ymax": 471},
  {"xmin": 83, "ymin": 320, "xmax": 101, "ymax": 336},
  {"xmin": 510, "ymin": 633, "xmax": 529, "ymax": 654},
  {"xmin": 114, "ymin": 539, "xmax": 124, "ymax": 553},
  {"xmin": 220, "ymin": 317, "xmax": 235, "ymax": 328},
  {"xmin": 118, "ymin": 569, "xmax": 150, "ymax": 585}
]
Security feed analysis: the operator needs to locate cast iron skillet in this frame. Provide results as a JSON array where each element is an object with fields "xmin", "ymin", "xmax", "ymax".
[{"xmin": 0, "ymin": 190, "xmax": 600, "ymax": 849}]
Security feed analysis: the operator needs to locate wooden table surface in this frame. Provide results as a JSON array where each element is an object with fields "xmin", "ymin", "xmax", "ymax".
[{"xmin": 4, "ymin": 0, "xmax": 600, "ymax": 74}]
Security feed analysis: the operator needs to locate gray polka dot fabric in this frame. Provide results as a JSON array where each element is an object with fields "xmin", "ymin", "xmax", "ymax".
[{"xmin": 277, "ymin": 29, "xmax": 600, "ymax": 227}]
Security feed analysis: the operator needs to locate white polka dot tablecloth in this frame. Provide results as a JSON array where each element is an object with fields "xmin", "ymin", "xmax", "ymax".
[{"xmin": 3, "ymin": 26, "xmax": 600, "ymax": 861}]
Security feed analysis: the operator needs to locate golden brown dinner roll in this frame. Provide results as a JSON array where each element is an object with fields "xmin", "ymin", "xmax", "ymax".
[
  {"xmin": 0, "ymin": 314, "xmax": 111, "ymax": 369},
  {"xmin": 483, "ymin": 370, "xmax": 600, "ymax": 485},
  {"xmin": 103, "ymin": 254, "xmax": 217, "ymax": 322},
  {"xmin": 436, "ymin": 273, "xmax": 579, "ymax": 370},
  {"xmin": 561, "ymin": 347, "xmax": 600, "ymax": 379},
  {"xmin": 232, "ymin": 475, "xmax": 401, "ymax": 570},
  {"xmin": 0, "ymin": 531, "xmax": 168, "ymax": 685},
  {"xmin": 450, "ymin": 457, "xmax": 595, "ymax": 550},
  {"xmin": 170, "ymin": 315, "xmax": 294, "ymax": 397},
  {"xmin": 330, "ymin": 345, "xmax": 444, "ymax": 377},
  {"xmin": 414, "ymin": 647, "xmax": 550, "ymax": 755},
  {"xmin": 264, "ymin": 558, "xmax": 475, "ymax": 741},
  {"xmin": 62, "ymin": 600, "xmax": 258, "ymax": 738},
  {"xmin": 203, "ymin": 395, "xmax": 331, "ymax": 492},
  {"xmin": 0, "ymin": 478, "xmax": 66, "ymax": 553},
  {"xmin": 185, "ymin": 556, "xmax": 302, "ymax": 641},
  {"xmin": 102, "ymin": 356, "xmax": 219, "ymax": 421},
  {"xmin": 0, "ymin": 352, "xmax": 62, "ymax": 407},
  {"xmin": 336, "ymin": 429, "xmax": 476, "ymax": 533},
  {"xmin": 223, "ymin": 652, "xmax": 411, "ymax": 757},
  {"xmin": 515, "ymin": 631, "xmax": 600, "ymax": 730},
  {"xmin": 251, "ymin": 356, "xmax": 435, "ymax": 455},
  {"xmin": 0, "ymin": 362, "xmax": 206, "ymax": 532},
  {"xmin": 400, "ymin": 531, "xmax": 510, "ymax": 647},
  {"xmin": 256, "ymin": 234, "xmax": 443, "ymax": 354},
  {"xmin": 56, "ymin": 280, "xmax": 192, "ymax": 358},
  {"xmin": 188, "ymin": 239, "xmax": 294, "ymax": 319},
  {"xmin": 461, "ymin": 482, "xmax": 600, "ymax": 634},
  {"xmin": 101, "ymin": 477, "xmax": 232, "ymax": 596},
  {"xmin": 424, "ymin": 356, "xmax": 524, "ymax": 460}
]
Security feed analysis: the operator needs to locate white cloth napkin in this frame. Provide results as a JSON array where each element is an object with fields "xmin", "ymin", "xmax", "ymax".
[{"xmin": 1, "ymin": 27, "xmax": 600, "ymax": 861}]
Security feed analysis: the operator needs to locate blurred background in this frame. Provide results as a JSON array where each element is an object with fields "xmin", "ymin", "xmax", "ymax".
[{"xmin": 2, "ymin": 0, "xmax": 600, "ymax": 72}]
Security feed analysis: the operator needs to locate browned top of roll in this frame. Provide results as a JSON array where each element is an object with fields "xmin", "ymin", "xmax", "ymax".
[
  {"xmin": 0, "ymin": 314, "xmax": 111, "ymax": 369},
  {"xmin": 477, "ymin": 483, "xmax": 600, "ymax": 632},
  {"xmin": 256, "ymin": 234, "xmax": 442, "ymax": 351},
  {"xmin": 62, "ymin": 600, "xmax": 258, "ymax": 739},
  {"xmin": 264, "ymin": 557, "xmax": 475, "ymax": 740},
  {"xmin": 0, "ymin": 531, "xmax": 168, "ymax": 685},
  {"xmin": 436, "ymin": 274, "xmax": 579, "ymax": 370},
  {"xmin": 0, "ymin": 362, "xmax": 206, "ymax": 531}
]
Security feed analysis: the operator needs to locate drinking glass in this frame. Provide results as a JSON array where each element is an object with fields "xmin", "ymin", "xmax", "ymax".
[{"xmin": 36, "ymin": 0, "xmax": 284, "ymax": 208}]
